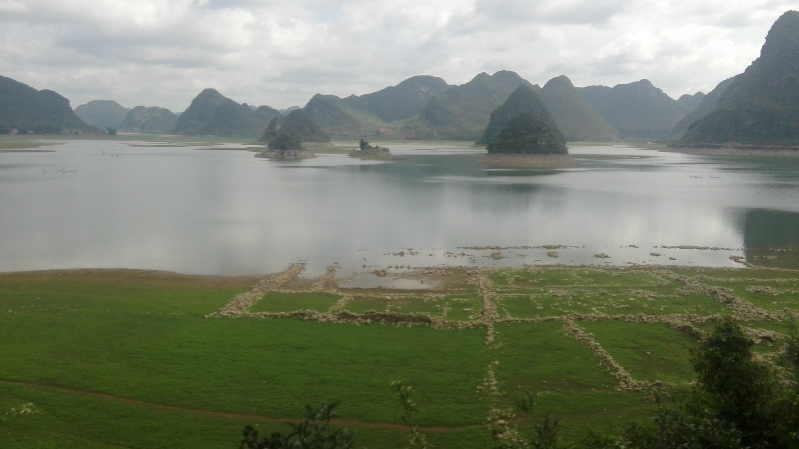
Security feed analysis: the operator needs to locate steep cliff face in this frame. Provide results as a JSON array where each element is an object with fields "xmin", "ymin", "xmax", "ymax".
[{"xmin": 682, "ymin": 11, "xmax": 799, "ymax": 145}]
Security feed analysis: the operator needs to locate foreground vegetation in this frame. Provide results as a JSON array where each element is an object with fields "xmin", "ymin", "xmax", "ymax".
[{"xmin": 0, "ymin": 264, "xmax": 797, "ymax": 448}]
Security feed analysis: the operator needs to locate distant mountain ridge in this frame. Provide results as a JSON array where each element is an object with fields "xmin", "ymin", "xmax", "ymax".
[
  {"xmin": 341, "ymin": 75, "xmax": 451, "ymax": 123},
  {"xmin": 303, "ymin": 94, "xmax": 385, "ymax": 137},
  {"xmin": 171, "ymin": 88, "xmax": 281, "ymax": 136},
  {"xmin": 401, "ymin": 71, "xmax": 536, "ymax": 140},
  {"xmin": 274, "ymin": 71, "xmax": 695, "ymax": 142},
  {"xmin": 676, "ymin": 92, "xmax": 706, "ymax": 114},
  {"xmin": 0, "ymin": 75, "xmax": 95, "ymax": 134},
  {"xmin": 117, "ymin": 106, "xmax": 179, "ymax": 133},
  {"xmin": 259, "ymin": 109, "xmax": 329, "ymax": 143},
  {"xmin": 672, "ymin": 76, "xmax": 739, "ymax": 138},
  {"xmin": 0, "ymin": 69, "xmax": 735, "ymax": 142},
  {"xmin": 580, "ymin": 79, "xmax": 687, "ymax": 139},
  {"xmin": 539, "ymin": 75, "xmax": 621, "ymax": 142},
  {"xmin": 280, "ymin": 106, "xmax": 301, "ymax": 115},
  {"xmin": 681, "ymin": 10, "xmax": 799, "ymax": 145},
  {"xmin": 75, "ymin": 100, "xmax": 130, "ymax": 131}
]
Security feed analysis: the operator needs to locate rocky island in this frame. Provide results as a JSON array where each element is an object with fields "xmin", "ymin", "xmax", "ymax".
[
  {"xmin": 256, "ymin": 132, "xmax": 316, "ymax": 160},
  {"xmin": 259, "ymin": 109, "xmax": 329, "ymax": 144},
  {"xmin": 256, "ymin": 109, "xmax": 328, "ymax": 160},
  {"xmin": 480, "ymin": 85, "xmax": 574, "ymax": 168},
  {"xmin": 349, "ymin": 139, "xmax": 392, "ymax": 159}
]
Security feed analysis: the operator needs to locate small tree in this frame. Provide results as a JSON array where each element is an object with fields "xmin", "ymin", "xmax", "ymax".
[
  {"xmin": 359, "ymin": 139, "xmax": 369, "ymax": 150},
  {"xmin": 688, "ymin": 316, "xmax": 778, "ymax": 447},
  {"xmin": 391, "ymin": 380, "xmax": 430, "ymax": 449},
  {"xmin": 239, "ymin": 402, "xmax": 355, "ymax": 449},
  {"xmin": 511, "ymin": 392, "xmax": 569, "ymax": 449}
]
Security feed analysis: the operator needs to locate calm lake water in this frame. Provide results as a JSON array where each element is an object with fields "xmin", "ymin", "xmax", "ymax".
[{"xmin": 1, "ymin": 140, "xmax": 798, "ymax": 276}]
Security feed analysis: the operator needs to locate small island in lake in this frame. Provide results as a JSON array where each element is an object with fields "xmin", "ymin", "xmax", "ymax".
[
  {"xmin": 256, "ymin": 132, "xmax": 316, "ymax": 160},
  {"xmin": 480, "ymin": 85, "xmax": 574, "ymax": 168},
  {"xmin": 256, "ymin": 109, "xmax": 327, "ymax": 160},
  {"xmin": 349, "ymin": 139, "xmax": 392, "ymax": 159}
]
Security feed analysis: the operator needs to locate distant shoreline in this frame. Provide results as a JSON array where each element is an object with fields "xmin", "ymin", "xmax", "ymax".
[{"xmin": 662, "ymin": 145, "xmax": 799, "ymax": 158}]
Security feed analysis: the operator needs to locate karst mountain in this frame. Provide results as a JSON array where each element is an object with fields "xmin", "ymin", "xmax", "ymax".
[
  {"xmin": 0, "ymin": 75, "xmax": 95, "ymax": 134},
  {"xmin": 580, "ymin": 79, "xmax": 691, "ymax": 140},
  {"xmin": 481, "ymin": 85, "xmax": 567, "ymax": 154},
  {"xmin": 117, "ymin": 106, "xmax": 179, "ymax": 134},
  {"xmin": 259, "ymin": 109, "xmax": 329, "ymax": 143},
  {"xmin": 681, "ymin": 10, "xmax": 799, "ymax": 146},
  {"xmin": 539, "ymin": 75, "xmax": 621, "ymax": 142},
  {"xmin": 74, "ymin": 100, "xmax": 131, "ymax": 131},
  {"xmin": 171, "ymin": 88, "xmax": 281, "ymax": 136}
]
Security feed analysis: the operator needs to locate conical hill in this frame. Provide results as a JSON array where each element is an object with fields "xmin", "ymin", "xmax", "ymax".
[
  {"xmin": 479, "ymin": 85, "xmax": 565, "ymax": 148},
  {"xmin": 480, "ymin": 85, "xmax": 567, "ymax": 154}
]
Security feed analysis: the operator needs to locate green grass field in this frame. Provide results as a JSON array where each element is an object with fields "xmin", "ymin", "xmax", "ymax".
[{"xmin": 0, "ymin": 265, "xmax": 797, "ymax": 448}]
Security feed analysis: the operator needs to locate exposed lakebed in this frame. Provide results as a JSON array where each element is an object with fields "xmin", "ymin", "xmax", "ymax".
[{"xmin": 0, "ymin": 140, "xmax": 798, "ymax": 276}]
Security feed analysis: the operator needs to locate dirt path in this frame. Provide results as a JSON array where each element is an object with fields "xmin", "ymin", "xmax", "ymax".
[{"xmin": 0, "ymin": 379, "xmax": 480, "ymax": 433}]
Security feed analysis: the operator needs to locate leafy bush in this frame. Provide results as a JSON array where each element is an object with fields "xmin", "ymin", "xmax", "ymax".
[{"xmin": 578, "ymin": 317, "xmax": 799, "ymax": 449}]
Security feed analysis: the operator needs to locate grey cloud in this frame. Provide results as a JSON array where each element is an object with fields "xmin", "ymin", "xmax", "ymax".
[{"xmin": 0, "ymin": 0, "xmax": 790, "ymax": 111}]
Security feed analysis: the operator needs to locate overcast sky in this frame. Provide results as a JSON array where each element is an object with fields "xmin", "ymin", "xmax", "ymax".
[{"xmin": 0, "ymin": 0, "xmax": 795, "ymax": 112}]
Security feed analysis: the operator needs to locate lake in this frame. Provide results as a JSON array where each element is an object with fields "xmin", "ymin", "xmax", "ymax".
[{"xmin": 1, "ymin": 140, "xmax": 798, "ymax": 277}]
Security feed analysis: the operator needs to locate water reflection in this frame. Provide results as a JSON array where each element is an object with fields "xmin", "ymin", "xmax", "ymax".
[{"xmin": 742, "ymin": 209, "xmax": 799, "ymax": 269}]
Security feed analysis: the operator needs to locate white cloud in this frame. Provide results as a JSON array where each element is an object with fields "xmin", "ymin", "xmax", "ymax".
[{"xmin": 0, "ymin": 0, "xmax": 792, "ymax": 111}]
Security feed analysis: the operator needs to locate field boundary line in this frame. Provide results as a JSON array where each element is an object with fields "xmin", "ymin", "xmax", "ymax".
[
  {"xmin": 207, "ymin": 263, "xmax": 306, "ymax": 318},
  {"xmin": 561, "ymin": 319, "xmax": 656, "ymax": 392}
]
